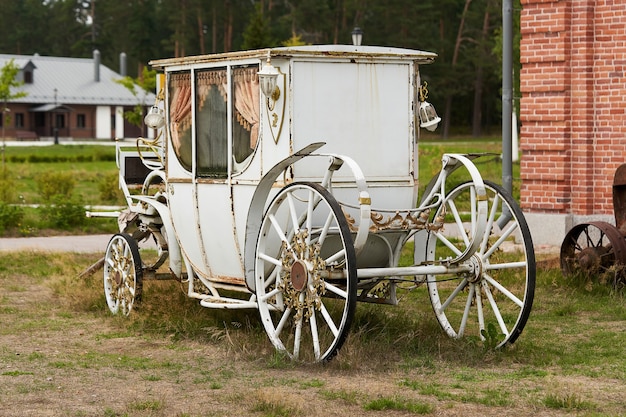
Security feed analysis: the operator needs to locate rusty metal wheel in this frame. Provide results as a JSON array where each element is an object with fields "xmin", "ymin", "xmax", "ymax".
[{"xmin": 560, "ymin": 221, "xmax": 626, "ymax": 278}]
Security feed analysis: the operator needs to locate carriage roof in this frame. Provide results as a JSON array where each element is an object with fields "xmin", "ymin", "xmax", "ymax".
[{"xmin": 149, "ymin": 45, "xmax": 437, "ymax": 68}]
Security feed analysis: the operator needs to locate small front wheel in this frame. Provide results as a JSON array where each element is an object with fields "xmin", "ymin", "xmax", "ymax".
[
  {"xmin": 425, "ymin": 181, "xmax": 535, "ymax": 348},
  {"xmin": 103, "ymin": 233, "xmax": 143, "ymax": 316},
  {"xmin": 255, "ymin": 182, "xmax": 357, "ymax": 362}
]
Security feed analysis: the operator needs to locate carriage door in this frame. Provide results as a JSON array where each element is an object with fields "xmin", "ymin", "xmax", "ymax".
[{"xmin": 166, "ymin": 66, "xmax": 258, "ymax": 283}]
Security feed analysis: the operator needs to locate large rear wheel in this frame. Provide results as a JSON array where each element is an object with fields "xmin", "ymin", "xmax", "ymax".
[{"xmin": 425, "ymin": 181, "xmax": 535, "ymax": 347}]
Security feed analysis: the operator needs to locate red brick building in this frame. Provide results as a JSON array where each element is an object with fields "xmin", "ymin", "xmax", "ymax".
[{"xmin": 520, "ymin": 0, "xmax": 626, "ymax": 245}]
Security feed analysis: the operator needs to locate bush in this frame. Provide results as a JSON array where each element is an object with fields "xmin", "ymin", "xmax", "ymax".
[
  {"xmin": 98, "ymin": 172, "xmax": 124, "ymax": 204},
  {"xmin": 0, "ymin": 170, "xmax": 17, "ymax": 203},
  {"xmin": 0, "ymin": 202, "xmax": 24, "ymax": 232},
  {"xmin": 40, "ymin": 195, "xmax": 87, "ymax": 230},
  {"xmin": 35, "ymin": 171, "xmax": 76, "ymax": 202}
]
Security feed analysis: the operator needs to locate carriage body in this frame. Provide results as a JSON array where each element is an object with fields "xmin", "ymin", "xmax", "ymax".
[
  {"xmin": 147, "ymin": 45, "xmax": 434, "ymax": 287},
  {"xmin": 98, "ymin": 45, "xmax": 536, "ymax": 362}
]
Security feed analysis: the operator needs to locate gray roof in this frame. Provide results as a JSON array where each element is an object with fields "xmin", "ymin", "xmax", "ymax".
[{"xmin": 0, "ymin": 53, "xmax": 155, "ymax": 106}]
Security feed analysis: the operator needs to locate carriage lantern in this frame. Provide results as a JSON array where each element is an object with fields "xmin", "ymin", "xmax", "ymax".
[
  {"xmin": 418, "ymin": 82, "xmax": 441, "ymax": 131},
  {"xmin": 258, "ymin": 53, "xmax": 280, "ymax": 100}
]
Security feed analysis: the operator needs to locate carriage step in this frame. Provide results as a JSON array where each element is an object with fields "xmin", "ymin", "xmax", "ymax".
[{"xmin": 200, "ymin": 296, "xmax": 257, "ymax": 310}]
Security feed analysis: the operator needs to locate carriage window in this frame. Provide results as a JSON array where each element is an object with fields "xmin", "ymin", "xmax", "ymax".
[
  {"xmin": 232, "ymin": 66, "xmax": 259, "ymax": 172},
  {"xmin": 168, "ymin": 71, "xmax": 192, "ymax": 172},
  {"xmin": 196, "ymin": 68, "xmax": 228, "ymax": 177}
]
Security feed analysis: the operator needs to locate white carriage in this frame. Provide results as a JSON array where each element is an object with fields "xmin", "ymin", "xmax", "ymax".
[{"xmin": 96, "ymin": 45, "xmax": 535, "ymax": 363}]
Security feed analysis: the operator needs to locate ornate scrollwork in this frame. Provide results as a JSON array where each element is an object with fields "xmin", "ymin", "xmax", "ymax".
[{"xmin": 343, "ymin": 207, "xmax": 446, "ymax": 233}]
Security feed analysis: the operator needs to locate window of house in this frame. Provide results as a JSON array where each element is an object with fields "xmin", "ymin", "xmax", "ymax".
[
  {"xmin": 24, "ymin": 71, "xmax": 33, "ymax": 84},
  {"xmin": 15, "ymin": 113, "xmax": 24, "ymax": 128},
  {"xmin": 55, "ymin": 114, "xmax": 65, "ymax": 128},
  {"xmin": 111, "ymin": 114, "xmax": 116, "ymax": 129},
  {"xmin": 77, "ymin": 114, "xmax": 86, "ymax": 128}
]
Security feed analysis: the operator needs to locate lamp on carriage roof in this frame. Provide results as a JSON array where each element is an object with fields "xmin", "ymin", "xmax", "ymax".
[
  {"xmin": 351, "ymin": 27, "xmax": 363, "ymax": 46},
  {"xmin": 418, "ymin": 82, "xmax": 441, "ymax": 132}
]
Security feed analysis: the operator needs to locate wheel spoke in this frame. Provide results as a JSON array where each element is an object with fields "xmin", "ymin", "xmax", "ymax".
[
  {"xmin": 268, "ymin": 213, "xmax": 290, "ymax": 246},
  {"xmin": 324, "ymin": 281, "xmax": 348, "ymax": 299},
  {"xmin": 319, "ymin": 302, "xmax": 340, "ymax": 337},
  {"xmin": 325, "ymin": 248, "xmax": 346, "ymax": 265},
  {"xmin": 475, "ymin": 284, "xmax": 485, "ymax": 339},
  {"xmin": 433, "ymin": 232, "xmax": 464, "ymax": 257},
  {"xmin": 286, "ymin": 193, "xmax": 299, "ymax": 232},
  {"xmin": 484, "ymin": 221, "xmax": 519, "ymax": 259},
  {"xmin": 483, "ymin": 273, "xmax": 524, "ymax": 307},
  {"xmin": 309, "ymin": 311, "xmax": 321, "ymax": 360},
  {"xmin": 258, "ymin": 286, "xmax": 282, "ymax": 303},
  {"xmin": 318, "ymin": 211, "xmax": 335, "ymax": 246},
  {"xmin": 439, "ymin": 278, "xmax": 468, "ymax": 312},
  {"xmin": 447, "ymin": 198, "xmax": 470, "ymax": 247},
  {"xmin": 293, "ymin": 306, "xmax": 304, "ymax": 359},
  {"xmin": 458, "ymin": 284, "xmax": 475, "ymax": 338},
  {"xmin": 257, "ymin": 252, "xmax": 282, "ymax": 268},
  {"xmin": 481, "ymin": 281, "xmax": 510, "ymax": 338},
  {"xmin": 481, "ymin": 192, "xmax": 501, "ymax": 255},
  {"xmin": 274, "ymin": 307, "xmax": 292, "ymax": 338}
]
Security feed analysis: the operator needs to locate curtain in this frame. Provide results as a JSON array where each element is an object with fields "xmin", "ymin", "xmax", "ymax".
[
  {"xmin": 233, "ymin": 67, "xmax": 260, "ymax": 151},
  {"xmin": 168, "ymin": 72, "xmax": 192, "ymax": 170}
]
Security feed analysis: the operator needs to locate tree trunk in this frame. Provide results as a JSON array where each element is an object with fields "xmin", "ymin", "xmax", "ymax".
[
  {"xmin": 197, "ymin": 11, "xmax": 205, "ymax": 55},
  {"xmin": 224, "ymin": 0, "xmax": 232, "ymax": 52},
  {"xmin": 212, "ymin": 3, "xmax": 217, "ymax": 53},
  {"xmin": 472, "ymin": 10, "xmax": 490, "ymax": 137},
  {"xmin": 443, "ymin": 0, "xmax": 472, "ymax": 139}
]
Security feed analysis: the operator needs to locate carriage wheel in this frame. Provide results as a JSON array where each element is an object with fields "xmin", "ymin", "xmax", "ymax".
[
  {"xmin": 425, "ymin": 181, "xmax": 535, "ymax": 348},
  {"xmin": 560, "ymin": 221, "xmax": 626, "ymax": 278},
  {"xmin": 255, "ymin": 182, "xmax": 357, "ymax": 362},
  {"xmin": 103, "ymin": 233, "xmax": 143, "ymax": 316}
]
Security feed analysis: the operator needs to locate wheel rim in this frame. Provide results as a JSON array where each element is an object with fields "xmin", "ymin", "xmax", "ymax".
[
  {"xmin": 560, "ymin": 221, "xmax": 626, "ymax": 277},
  {"xmin": 103, "ymin": 234, "xmax": 143, "ymax": 316},
  {"xmin": 426, "ymin": 181, "xmax": 535, "ymax": 347},
  {"xmin": 255, "ymin": 182, "xmax": 357, "ymax": 362}
]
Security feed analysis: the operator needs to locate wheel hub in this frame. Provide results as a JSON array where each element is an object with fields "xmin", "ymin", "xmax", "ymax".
[
  {"xmin": 113, "ymin": 270, "xmax": 122, "ymax": 287},
  {"xmin": 577, "ymin": 247, "xmax": 605, "ymax": 272},
  {"xmin": 290, "ymin": 260, "xmax": 308, "ymax": 291},
  {"xmin": 466, "ymin": 255, "xmax": 484, "ymax": 283}
]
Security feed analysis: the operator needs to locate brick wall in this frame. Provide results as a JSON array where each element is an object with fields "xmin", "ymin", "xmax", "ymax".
[{"xmin": 520, "ymin": 0, "xmax": 626, "ymax": 216}]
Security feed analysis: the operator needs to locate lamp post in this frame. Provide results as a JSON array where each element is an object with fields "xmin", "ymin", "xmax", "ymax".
[
  {"xmin": 1, "ymin": 102, "xmax": 7, "ymax": 169},
  {"xmin": 351, "ymin": 27, "xmax": 363, "ymax": 46},
  {"xmin": 53, "ymin": 88, "xmax": 59, "ymax": 145}
]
